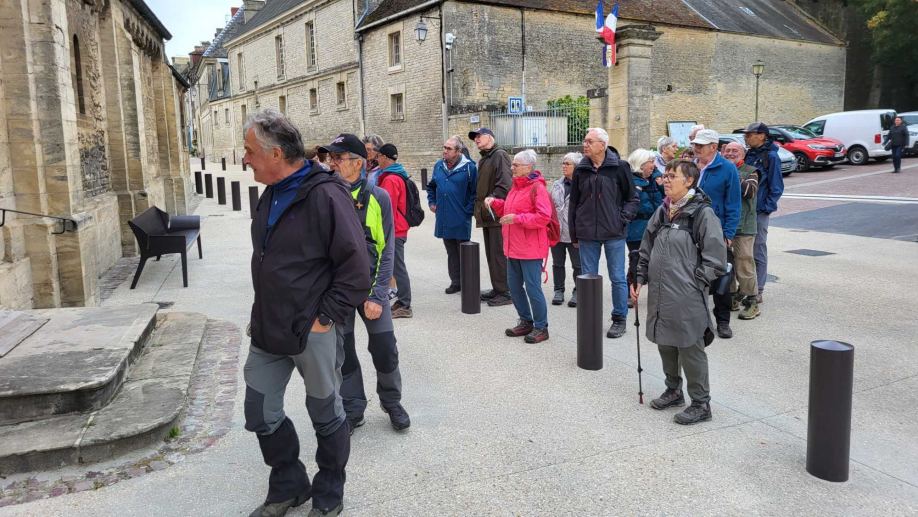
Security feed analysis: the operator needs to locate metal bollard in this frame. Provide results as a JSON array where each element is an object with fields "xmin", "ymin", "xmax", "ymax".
[
  {"xmin": 421, "ymin": 168, "xmax": 428, "ymax": 189},
  {"xmin": 459, "ymin": 242, "xmax": 480, "ymax": 315},
  {"xmin": 200, "ymin": 157, "xmax": 205, "ymax": 170},
  {"xmin": 576, "ymin": 274, "xmax": 603, "ymax": 370},
  {"xmin": 204, "ymin": 174, "xmax": 213, "ymax": 198},
  {"xmin": 221, "ymin": 157, "xmax": 226, "ymax": 171},
  {"xmin": 806, "ymin": 340, "xmax": 855, "ymax": 482},
  {"xmin": 194, "ymin": 171, "xmax": 203, "ymax": 194},
  {"xmin": 217, "ymin": 177, "xmax": 227, "ymax": 205},
  {"xmin": 242, "ymin": 162, "xmax": 247, "ymax": 172},
  {"xmin": 231, "ymin": 181, "xmax": 242, "ymax": 211},
  {"xmin": 248, "ymin": 186, "xmax": 259, "ymax": 219}
]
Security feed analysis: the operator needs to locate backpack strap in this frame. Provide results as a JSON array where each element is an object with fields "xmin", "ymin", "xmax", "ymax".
[{"xmin": 355, "ymin": 185, "xmax": 373, "ymax": 226}]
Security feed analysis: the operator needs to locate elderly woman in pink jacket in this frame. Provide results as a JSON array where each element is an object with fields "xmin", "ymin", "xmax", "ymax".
[{"xmin": 485, "ymin": 149, "xmax": 554, "ymax": 343}]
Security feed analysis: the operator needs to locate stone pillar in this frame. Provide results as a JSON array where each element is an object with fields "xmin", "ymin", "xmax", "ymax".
[
  {"xmin": 606, "ymin": 25, "xmax": 662, "ymax": 154},
  {"xmin": 587, "ymin": 87, "xmax": 608, "ymax": 134}
]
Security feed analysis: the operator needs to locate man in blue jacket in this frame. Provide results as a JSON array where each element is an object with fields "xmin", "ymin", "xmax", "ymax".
[
  {"xmin": 692, "ymin": 129, "xmax": 741, "ymax": 339},
  {"xmin": 427, "ymin": 136, "xmax": 478, "ymax": 293},
  {"xmin": 742, "ymin": 123, "xmax": 784, "ymax": 305}
]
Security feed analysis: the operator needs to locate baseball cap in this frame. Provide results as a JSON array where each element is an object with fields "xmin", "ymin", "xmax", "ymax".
[
  {"xmin": 319, "ymin": 133, "xmax": 367, "ymax": 158},
  {"xmin": 740, "ymin": 122, "xmax": 769, "ymax": 134},
  {"xmin": 375, "ymin": 143, "xmax": 398, "ymax": 161},
  {"xmin": 468, "ymin": 127, "xmax": 495, "ymax": 140},
  {"xmin": 690, "ymin": 129, "xmax": 720, "ymax": 145}
]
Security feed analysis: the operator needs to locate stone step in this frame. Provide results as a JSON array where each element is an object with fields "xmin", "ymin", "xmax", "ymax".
[
  {"xmin": 0, "ymin": 312, "xmax": 208, "ymax": 476},
  {"xmin": 0, "ymin": 304, "xmax": 159, "ymax": 424}
]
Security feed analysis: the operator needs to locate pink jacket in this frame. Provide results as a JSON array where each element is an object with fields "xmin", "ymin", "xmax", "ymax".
[{"xmin": 490, "ymin": 172, "xmax": 552, "ymax": 260}]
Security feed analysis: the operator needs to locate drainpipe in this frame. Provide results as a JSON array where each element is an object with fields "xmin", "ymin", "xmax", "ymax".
[
  {"xmin": 520, "ymin": 9, "xmax": 526, "ymax": 105},
  {"xmin": 440, "ymin": 6, "xmax": 447, "ymax": 142},
  {"xmin": 355, "ymin": 1, "xmax": 371, "ymax": 135}
]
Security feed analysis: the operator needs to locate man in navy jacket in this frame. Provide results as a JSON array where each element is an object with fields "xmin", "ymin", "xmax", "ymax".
[
  {"xmin": 693, "ymin": 129, "xmax": 741, "ymax": 339},
  {"xmin": 742, "ymin": 123, "xmax": 784, "ymax": 305}
]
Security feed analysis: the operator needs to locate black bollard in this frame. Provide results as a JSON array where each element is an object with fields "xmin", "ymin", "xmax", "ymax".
[
  {"xmin": 231, "ymin": 181, "xmax": 241, "ymax": 211},
  {"xmin": 248, "ymin": 186, "xmax": 259, "ymax": 219},
  {"xmin": 806, "ymin": 340, "xmax": 855, "ymax": 482},
  {"xmin": 217, "ymin": 177, "xmax": 226, "ymax": 205},
  {"xmin": 221, "ymin": 157, "xmax": 226, "ymax": 171},
  {"xmin": 200, "ymin": 157, "xmax": 205, "ymax": 170},
  {"xmin": 459, "ymin": 242, "xmax": 480, "ymax": 315},
  {"xmin": 194, "ymin": 171, "xmax": 203, "ymax": 194},
  {"xmin": 421, "ymin": 168, "xmax": 428, "ymax": 189},
  {"xmin": 576, "ymin": 274, "xmax": 603, "ymax": 370},
  {"xmin": 204, "ymin": 174, "xmax": 213, "ymax": 198},
  {"xmin": 242, "ymin": 162, "xmax": 247, "ymax": 172}
]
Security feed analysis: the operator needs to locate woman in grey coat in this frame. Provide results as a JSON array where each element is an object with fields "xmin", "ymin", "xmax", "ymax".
[
  {"xmin": 631, "ymin": 159, "xmax": 727, "ymax": 425},
  {"xmin": 549, "ymin": 152, "xmax": 583, "ymax": 307}
]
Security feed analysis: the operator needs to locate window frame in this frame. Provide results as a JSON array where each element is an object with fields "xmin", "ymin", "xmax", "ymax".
[
  {"xmin": 305, "ymin": 21, "xmax": 317, "ymax": 71},
  {"xmin": 225, "ymin": 108, "xmax": 230, "ymax": 124},
  {"xmin": 309, "ymin": 87, "xmax": 319, "ymax": 115},
  {"xmin": 386, "ymin": 24, "xmax": 404, "ymax": 73},
  {"xmin": 336, "ymin": 81, "xmax": 346, "ymax": 109},
  {"xmin": 279, "ymin": 95, "xmax": 287, "ymax": 115},
  {"xmin": 275, "ymin": 35, "xmax": 286, "ymax": 79},
  {"xmin": 237, "ymin": 53, "xmax": 245, "ymax": 91},
  {"xmin": 390, "ymin": 93, "xmax": 404, "ymax": 121},
  {"xmin": 72, "ymin": 35, "xmax": 86, "ymax": 115}
]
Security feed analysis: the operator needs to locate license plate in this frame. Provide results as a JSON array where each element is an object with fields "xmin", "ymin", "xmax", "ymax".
[{"xmin": 834, "ymin": 152, "xmax": 844, "ymax": 158}]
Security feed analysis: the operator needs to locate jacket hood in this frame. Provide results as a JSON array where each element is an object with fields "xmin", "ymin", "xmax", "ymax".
[
  {"xmin": 441, "ymin": 153, "xmax": 472, "ymax": 171},
  {"xmin": 577, "ymin": 146, "xmax": 621, "ymax": 171},
  {"xmin": 512, "ymin": 171, "xmax": 546, "ymax": 188},
  {"xmin": 382, "ymin": 162, "xmax": 409, "ymax": 179}
]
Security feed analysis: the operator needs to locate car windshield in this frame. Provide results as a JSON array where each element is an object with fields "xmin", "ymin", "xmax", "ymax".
[
  {"xmin": 902, "ymin": 115, "xmax": 918, "ymax": 126},
  {"xmin": 777, "ymin": 126, "xmax": 818, "ymax": 139}
]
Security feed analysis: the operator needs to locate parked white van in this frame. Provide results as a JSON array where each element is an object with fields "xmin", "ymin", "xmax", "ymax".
[{"xmin": 803, "ymin": 110, "xmax": 896, "ymax": 165}]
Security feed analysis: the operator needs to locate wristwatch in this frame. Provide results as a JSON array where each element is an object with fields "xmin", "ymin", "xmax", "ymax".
[{"xmin": 317, "ymin": 313, "xmax": 332, "ymax": 328}]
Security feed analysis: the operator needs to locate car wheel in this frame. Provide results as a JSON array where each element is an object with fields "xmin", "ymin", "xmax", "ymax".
[
  {"xmin": 793, "ymin": 152, "xmax": 810, "ymax": 172},
  {"xmin": 847, "ymin": 146, "xmax": 868, "ymax": 166}
]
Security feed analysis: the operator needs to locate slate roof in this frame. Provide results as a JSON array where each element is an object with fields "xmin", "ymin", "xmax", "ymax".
[
  {"xmin": 204, "ymin": 7, "xmax": 248, "ymax": 58},
  {"xmin": 359, "ymin": 0, "xmax": 837, "ymax": 44},
  {"xmin": 226, "ymin": 0, "xmax": 305, "ymax": 43}
]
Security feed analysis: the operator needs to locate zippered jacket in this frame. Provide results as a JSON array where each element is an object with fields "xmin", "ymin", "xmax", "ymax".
[
  {"xmin": 569, "ymin": 147, "xmax": 640, "ymax": 243},
  {"xmin": 490, "ymin": 172, "xmax": 553, "ymax": 260},
  {"xmin": 427, "ymin": 155, "xmax": 478, "ymax": 240}
]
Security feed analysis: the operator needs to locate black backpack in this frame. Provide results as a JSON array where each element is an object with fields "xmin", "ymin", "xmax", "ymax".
[{"xmin": 382, "ymin": 173, "xmax": 425, "ymax": 227}]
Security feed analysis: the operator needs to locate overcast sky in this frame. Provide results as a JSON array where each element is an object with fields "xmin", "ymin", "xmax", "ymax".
[{"xmin": 147, "ymin": 0, "xmax": 240, "ymax": 61}]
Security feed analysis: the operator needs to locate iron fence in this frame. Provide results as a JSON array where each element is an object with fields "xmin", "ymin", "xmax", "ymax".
[{"xmin": 489, "ymin": 99, "xmax": 590, "ymax": 147}]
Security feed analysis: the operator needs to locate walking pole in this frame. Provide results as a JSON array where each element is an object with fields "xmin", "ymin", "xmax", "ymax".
[{"xmin": 634, "ymin": 294, "xmax": 644, "ymax": 405}]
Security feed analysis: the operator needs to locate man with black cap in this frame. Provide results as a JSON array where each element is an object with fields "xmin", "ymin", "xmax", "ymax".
[
  {"xmin": 741, "ymin": 122, "xmax": 784, "ymax": 307},
  {"xmin": 243, "ymin": 112, "xmax": 370, "ymax": 517},
  {"xmin": 376, "ymin": 143, "xmax": 414, "ymax": 318},
  {"xmin": 469, "ymin": 127, "xmax": 513, "ymax": 307},
  {"xmin": 321, "ymin": 134, "xmax": 411, "ymax": 438}
]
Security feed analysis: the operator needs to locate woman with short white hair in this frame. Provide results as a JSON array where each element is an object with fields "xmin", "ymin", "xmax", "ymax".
[
  {"xmin": 485, "ymin": 149, "xmax": 554, "ymax": 343},
  {"xmin": 655, "ymin": 136, "xmax": 678, "ymax": 175},
  {"xmin": 626, "ymin": 148, "xmax": 664, "ymax": 307},
  {"xmin": 549, "ymin": 152, "xmax": 582, "ymax": 307}
]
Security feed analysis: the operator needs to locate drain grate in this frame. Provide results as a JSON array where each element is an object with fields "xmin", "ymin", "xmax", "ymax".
[
  {"xmin": 786, "ymin": 249, "xmax": 836, "ymax": 257},
  {"xmin": 156, "ymin": 301, "xmax": 175, "ymax": 309}
]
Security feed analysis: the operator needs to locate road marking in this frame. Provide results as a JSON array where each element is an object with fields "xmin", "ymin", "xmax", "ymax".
[
  {"xmin": 782, "ymin": 193, "xmax": 918, "ymax": 204},
  {"xmin": 785, "ymin": 163, "xmax": 918, "ymax": 189}
]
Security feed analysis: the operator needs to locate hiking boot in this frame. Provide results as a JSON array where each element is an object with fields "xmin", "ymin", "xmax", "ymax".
[
  {"xmin": 674, "ymin": 400, "xmax": 713, "ymax": 425},
  {"xmin": 506, "ymin": 319, "xmax": 534, "ymax": 337},
  {"xmin": 738, "ymin": 300, "xmax": 759, "ymax": 320},
  {"xmin": 524, "ymin": 327, "xmax": 549, "ymax": 343},
  {"xmin": 756, "ymin": 292, "xmax": 763, "ymax": 304},
  {"xmin": 650, "ymin": 388, "xmax": 685, "ymax": 410},
  {"xmin": 391, "ymin": 302, "xmax": 413, "ymax": 319},
  {"xmin": 567, "ymin": 289, "xmax": 577, "ymax": 308},
  {"xmin": 307, "ymin": 504, "xmax": 343, "ymax": 517},
  {"xmin": 731, "ymin": 295, "xmax": 741, "ymax": 311},
  {"xmin": 249, "ymin": 487, "xmax": 311, "ymax": 517},
  {"xmin": 552, "ymin": 289, "xmax": 564, "ymax": 306},
  {"xmin": 381, "ymin": 402, "xmax": 411, "ymax": 431},
  {"xmin": 347, "ymin": 415, "xmax": 365, "ymax": 436},
  {"xmin": 480, "ymin": 289, "xmax": 499, "ymax": 301},
  {"xmin": 716, "ymin": 322, "xmax": 733, "ymax": 339},
  {"xmin": 607, "ymin": 317, "xmax": 627, "ymax": 339},
  {"xmin": 445, "ymin": 285, "xmax": 461, "ymax": 295},
  {"xmin": 487, "ymin": 292, "xmax": 513, "ymax": 307}
]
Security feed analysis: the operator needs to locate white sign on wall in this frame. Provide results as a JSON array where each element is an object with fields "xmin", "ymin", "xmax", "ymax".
[
  {"xmin": 470, "ymin": 115, "xmax": 480, "ymax": 124},
  {"xmin": 508, "ymin": 97, "xmax": 523, "ymax": 115}
]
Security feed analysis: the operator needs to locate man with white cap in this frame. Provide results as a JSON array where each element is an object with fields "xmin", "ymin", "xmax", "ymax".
[{"xmin": 692, "ymin": 129, "xmax": 741, "ymax": 339}]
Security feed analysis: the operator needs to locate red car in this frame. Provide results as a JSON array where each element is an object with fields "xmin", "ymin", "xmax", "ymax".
[{"xmin": 770, "ymin": 126, "xmax": 847, "ymax": 172}]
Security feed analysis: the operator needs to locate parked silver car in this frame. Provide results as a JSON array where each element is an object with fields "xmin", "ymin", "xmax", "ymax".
[{"xmin": 717, "ymin": 133, "xmax": 795, "ymax": 177}]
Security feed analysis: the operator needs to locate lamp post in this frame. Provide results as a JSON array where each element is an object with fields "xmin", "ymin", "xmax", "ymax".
[
  {"xmin": 414, "ymin": 15, "xmax": 441, "ymax": 43},
  {"xmin": 753, "ymin": 60, "xmax": 765, "ymax": 121}
]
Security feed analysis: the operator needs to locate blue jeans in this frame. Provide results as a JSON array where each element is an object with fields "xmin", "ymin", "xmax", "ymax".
[
  {"xmin": 507, "ymin": 258, "xmax": 548, "ymax": 328},
  {"xmin": 892, "ymin": 145, "xmax": 904, "ymax": 171},
  {"xmin": 578, "ymin": 238, "xmax": 628, "ymax": 319}
]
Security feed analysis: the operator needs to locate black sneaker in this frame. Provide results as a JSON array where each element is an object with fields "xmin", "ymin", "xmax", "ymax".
[
  {"xmin": 674, "ymin": 400, "xmax": 713, "ymax": 425},
  {"xmin": 607, "ymin": 318, "xmax": 626, "ymax": 338},
  {"xmin": 524, "ymin": 327, "xmax": 549, "ymax": 343},
  {"xmin": 506, "ymin": 319, "xmax": 534, "ymax": 337},
  {"xmin": 480, "ymin": 289, "xmax": 499, "ymax": 300},
  {"xmin": 249, "ymin": 486, "xmax": 311, "ymax": 517},
  {"xmin": 381, "ymin": 402, "xmax": 411, "ymax": 430},
  {"xmin": 487, "ymin": 292, "xmax": 513, "ymax": 307},
  {"xmin": 445, "ymin": 285, "xmax": 461, "ymax": 295},
  {"xmin": 552, "ymin": 290, "xmax": 564, "ymax": 306},
  {"xmin": 649, "ymin": 388, "xmax": 685, "ymax": 410},
  {"xmin": 347, "ymin": 415, "xmax": 365, "ymax": 436},
  {"xmin": 716, "ymin": 322, "xmax": 733, "ymax": 339},
  {"xmin": 307, "ymin": 504, "xmax": 343, "ymax": 517},
  {"xmin": 567, "ymin": 289, "xmax": 577, "ymax": 308}
]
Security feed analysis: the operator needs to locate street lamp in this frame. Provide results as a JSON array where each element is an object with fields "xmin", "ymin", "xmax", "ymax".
[
  {"xmin": 414, "ymin": 20, "xmax": 428, "ymax": 42},
  {"xmin": 752, "ymin": 60, "xmax": 765, "ymax": 121}
]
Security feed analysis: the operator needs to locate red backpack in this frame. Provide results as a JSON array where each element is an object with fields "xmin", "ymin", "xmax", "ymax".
[{"xmin": 529, "ymin": 184, "xmax": 561, "ymax": 283}]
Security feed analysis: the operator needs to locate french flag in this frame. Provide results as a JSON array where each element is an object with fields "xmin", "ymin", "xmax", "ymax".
[{"xmin": 595, "ymin": 1, "xmax": 618, "ymax": 66}]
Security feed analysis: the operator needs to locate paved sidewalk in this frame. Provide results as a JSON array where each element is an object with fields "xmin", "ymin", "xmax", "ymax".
[{"xmin": 2, "ymin": 161, "xmax": 917, "ymax": 516}]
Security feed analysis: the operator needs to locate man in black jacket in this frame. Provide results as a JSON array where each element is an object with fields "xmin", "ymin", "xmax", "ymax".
[
  {"xmin": 886, "ymin": 116, "xmax": 910, "ymax": 173},
  {"xmin": 570, "ymin": 127, "xmax": 639, "ymax": 339},
  {"xmin": 243, "ymin": 110, "xmax": 371, "ymax": 517}
]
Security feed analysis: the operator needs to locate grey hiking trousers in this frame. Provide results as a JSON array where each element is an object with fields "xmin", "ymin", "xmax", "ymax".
[{"xmin": 341, "ymin": 300, "xmax": 403, "ymax": 418}]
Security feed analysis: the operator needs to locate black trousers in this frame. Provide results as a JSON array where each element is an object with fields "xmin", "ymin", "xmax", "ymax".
[
  {"xmin": 443, "ymin": 238, "xmax": 468, "ymax": 287},
  {"xmin": 712, "ymin": 247, "xmax": 734, "ymax": 325},
  {"xmin": 482, "ymin": 226, "xmax": 509, "ymax": 293},
  {"xmin": 550, "ymin": 242, "xmax": 581, "ymax": 292}
]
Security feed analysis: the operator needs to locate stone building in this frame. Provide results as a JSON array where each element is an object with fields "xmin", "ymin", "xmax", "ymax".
[{"xmin": 0, "ymin": 0, "xmax": 190, "ymax": 310}]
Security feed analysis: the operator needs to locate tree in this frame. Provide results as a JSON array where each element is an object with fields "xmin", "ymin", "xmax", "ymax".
[
  {"xmin": 547, "ymin": 95, "xmax": 590, "ymax": 146},
  {"xmin": 851, "ymin": 0, "xmax": 918, "ymax": 82}
]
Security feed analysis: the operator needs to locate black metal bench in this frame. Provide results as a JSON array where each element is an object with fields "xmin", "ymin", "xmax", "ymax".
[{"xmin": 128, "ymin": 207, "xmax": 202, "ymax": 289}]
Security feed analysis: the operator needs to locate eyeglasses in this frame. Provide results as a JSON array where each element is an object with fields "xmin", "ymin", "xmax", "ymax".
[
  {"xmin": 510, "ymin": 163, "xmax": 530, "ymax": 169},
  {"xmin": 443, "ymin": 146, "xmax": 456, "ymax": 151},
  {"xmin": 330, "ymin": 155, "xmax": 355, "ymax": 163},
  {"xmin": 662, "ymin": 174, "xmax": 684, "ymax": 182},
  {"xmin": 583, "ymin": 139, "xmax": 602, "ymax": 146}
]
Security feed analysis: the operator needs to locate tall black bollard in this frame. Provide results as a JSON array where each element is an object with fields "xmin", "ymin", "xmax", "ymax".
[
  {"xmin": 221, "ymin": 157, "xmax": 226, "ymax": 171},
  {"xmin": 576, "ymin": 274, "xmax": 603, "ymax": 370},
  {"xmin": 242, "ymin": 162, "xmax": 247, "ymax": 172},
  {"xmin": 248, "ymin": 186, "xmax": 259, "ymax": 219},
  {"xmin": 459, "ymin": 242, "xmax": 480, "ymax": 315},
  {"xmin": 421, "ymin": 168, "xmax": 428, "ymax": 189},
  {"xmin": 200, "ymin": 157, "xmax": 205, "ymax": 170},
  {"xmin": 806, "ymin": 340, "xmax": 855, "ymax": 482},
  {"xmin": 204, "ymin": 174, "xmax": 213, "ymax": 198},
  {"xmin": 194, "ymin": 171, "xmax": 203, "ymax": 194},
  {"xmin": 217, "ymin": 177, "xmax": 227, "ymax": 205},
  {"xmin": 231, "ymin": 181, "xmax": 242, "ymax": 211}
]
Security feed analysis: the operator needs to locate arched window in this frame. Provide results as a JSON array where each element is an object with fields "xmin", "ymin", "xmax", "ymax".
[{"xmin": 72, "ymin": 35, "xmax": 85, "ymax": 115}]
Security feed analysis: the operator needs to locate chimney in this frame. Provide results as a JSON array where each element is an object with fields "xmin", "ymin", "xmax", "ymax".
[
  {"xmin": 215, "ymin": 28, "xmax": 223, "ymax": 39},
  {"xmin": 243, "ymin": 1, "xmax": 265, "ymax": 23},
  {"xmin": 231, "ymin": 7, "xmax": 239, "ymax": 17}
]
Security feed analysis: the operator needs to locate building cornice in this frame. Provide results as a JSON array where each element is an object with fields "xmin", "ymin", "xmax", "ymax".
[{"xmin": 224, "ymin": 0, "xmax": 337, "ymax": 50}]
